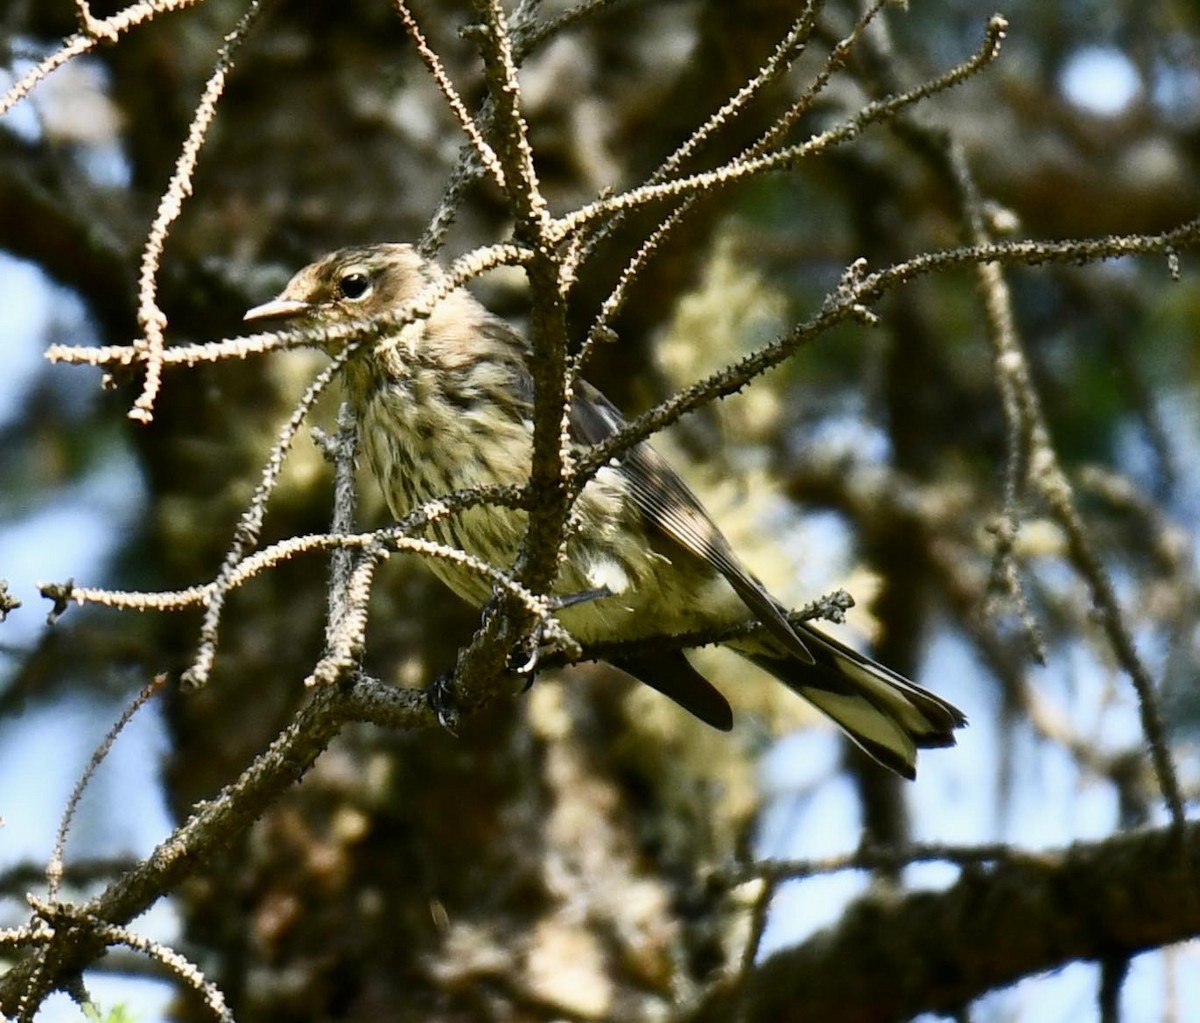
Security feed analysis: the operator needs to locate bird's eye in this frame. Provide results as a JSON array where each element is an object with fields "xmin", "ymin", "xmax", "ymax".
[{"xmin": 338, "ymin": 271, "xmax": 371, "ymax": 300}]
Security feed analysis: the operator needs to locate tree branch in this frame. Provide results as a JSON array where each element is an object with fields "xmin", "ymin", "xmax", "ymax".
[{"xmin": 692, "ymin": 821, "xmax": 1200, "ymax": 1023}]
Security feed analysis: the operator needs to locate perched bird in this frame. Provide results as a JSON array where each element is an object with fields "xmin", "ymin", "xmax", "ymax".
[{"xmin": 245, "ymin": 243, "xmax": 965, "ymax": 778}]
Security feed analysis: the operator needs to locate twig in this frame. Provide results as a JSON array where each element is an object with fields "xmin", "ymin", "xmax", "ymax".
[
  {"xmin": 943, "ymin": 139, "xmax": 1186, "ymax": 831},
  {"xmin": 571, "ymin": 0, "xmax": 885, "ymax": 374},
  {"xmin": 726, "ymin": 841, "xmax": 1018, "ymax": 886},
  {"xmin": 46, "ymin": 675, "xmax": 169, "ymax": 901},
  {"xmin": 455, "ymin": 2, "xmax": 575, "ymax": 724},
  {"xmin": 552, "ymin": 16, "xmax": 1009, "ymax": 243},
  {"xmin": 0, "ymin": 0, "xmax": 205, "ymax": 117},
  {"xmin": 569, "ymin": 218, "xmax": 1200, "ymax": 497},
  {"xmin": 391, "ymin": 1, "xmax": 507, "ymax": 191},
  {"xmin": 130, "ymin": 0, "xmax": 272, "ymax": 423},
  {"xmin": 315, "ymin": 404, "xmax": 361, "ymax": 643}
]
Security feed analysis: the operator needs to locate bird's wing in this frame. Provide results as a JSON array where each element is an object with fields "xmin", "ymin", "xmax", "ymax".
[{"xmin": 568, "ymin": 379, "xmax": 814, "ymax": 664}]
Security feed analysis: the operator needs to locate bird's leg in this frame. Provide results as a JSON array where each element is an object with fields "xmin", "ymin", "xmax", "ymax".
[{"xmin": 508, "ymin": 586, "xmax": 611, "ymax": 688}]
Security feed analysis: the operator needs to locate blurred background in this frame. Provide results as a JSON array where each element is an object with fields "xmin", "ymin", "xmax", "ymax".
[{"xmin": 1, "ymin": 0, "xmax": 1199, "ymax": 1020}]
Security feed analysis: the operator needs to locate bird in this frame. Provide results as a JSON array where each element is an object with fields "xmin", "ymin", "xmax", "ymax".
[{"xmin": 244, "ymin": 243, "xmax": 966, "ymax": 778}]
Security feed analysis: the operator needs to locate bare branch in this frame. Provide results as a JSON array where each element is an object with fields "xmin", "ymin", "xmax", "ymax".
[
  {"xmin": 130, "ymin": 0, "xmax": 272, "ymax": 423},
  {"xmin": 572, "ymin": 221, "xmax": 1200, "ymax": 493},
  {"xmin": 689, "ymin": 821, "xmax": 1200, "ymax": 1023},
  {"xmin": 0, "ymin": 0, "xmax": 205, "ymax": 117},
  {"xmin": 940, "ymin": 139, "xmax": 1186, "ymax": 830},
  {"xmin": 553, "ymin": 15, "xmax": 1009, "ymax": 243},
  {"xmin": 391, "ymin": 0, "xmax": 507, "ymax": 192},
  {"xmin": 46, "ymin": 675, "xmax": 168, "ymax": 901}
]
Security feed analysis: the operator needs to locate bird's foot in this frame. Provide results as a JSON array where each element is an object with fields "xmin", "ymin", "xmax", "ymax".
[
  {"xmin": 507, "ymin": 632, "xmax": 543, "ymax": 689},
  {"xmin": 507, "ymin": 586, "xmax": 610, "ymax": 690},
  {"xmin": 426, "ymin": 670, "xmax": 460, "ymax": 735}
]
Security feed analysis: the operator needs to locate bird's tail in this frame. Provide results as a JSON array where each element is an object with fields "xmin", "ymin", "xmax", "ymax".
[{"xmin": 731, "ymin": 625, "xmax": 966, "ymax": 779}]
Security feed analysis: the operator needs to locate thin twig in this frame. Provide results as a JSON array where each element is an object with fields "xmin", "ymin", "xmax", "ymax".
[
  {"xmin": 468, "ymin": 0, "xmax": 548, "ymax": 234},
  {"xmin": 318, "ymin": 403, "xmax": 361, "ymax": 649},
  {"xmin": 943, "ymin": 139, "xmax": 1187, "ymax": 831},
  {"xmin": 391, "ymin": 0, "xmax": 507, "ymax": 191},
  {"xmin": 420, "ymin": 0, "xmax": 634, "ymax": 255},
  {"xmin": 569, "ymin": 218, "xmax": 1200, "ymax": 497},
  {"xmin": 26, "ymin": 901, "xmax": 235, "ymax": 1023},
  {"xmin": 181, "ymin": 350, "xmax": 350, "ymax": 688},
  {"xmin": 461, "ymin": 1, "xmax": 575, "ymax": 728},
  {"xmin": 725, "ymin": 841, "xmax": 1018, "ymax": 886},
  {"xmin": 0, "ymin": 0, "xmax": 205, "ymax": 117},
  {"xmin": 46, "ymin": 674, "xmax": 169, "ymax": 901},
  {"xmin": 130, "ymin": 0, "xmax": 271, "ymax": 423},
  {"xmin": 572, "ymin": 0, "xmax": 887, "ymax": 373},
  {"xmin": 552, "ymin": 16, "xmax": 1009, "ymax": 244}
]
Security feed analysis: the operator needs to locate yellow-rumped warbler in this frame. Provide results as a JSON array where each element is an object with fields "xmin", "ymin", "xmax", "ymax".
[{"xmin": 245, "ymin": 243, "xmax": 965, "ymax": 778}]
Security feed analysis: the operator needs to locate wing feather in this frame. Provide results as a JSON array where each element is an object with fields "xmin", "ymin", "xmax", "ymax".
[{"xmin": 569, "ymin": 380, "xmax": 814, "ymax": 665}]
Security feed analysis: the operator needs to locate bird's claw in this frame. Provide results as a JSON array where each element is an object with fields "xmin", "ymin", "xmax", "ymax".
[
  {"xmin": 427, "ymin": 671, "xmax": 460, "ymax": 735},
  {"xmin": 505, "ymin": 587, "xmax": 609, "ymax": 691},
  {"xmin": 507, "ymin": 630, "xmax": 543, "ymax": 690}
]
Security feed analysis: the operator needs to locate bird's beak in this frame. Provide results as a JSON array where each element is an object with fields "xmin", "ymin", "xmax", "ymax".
[{"xmin": 243, "ymin": 297, "xmax": 311, "ymax": 322}]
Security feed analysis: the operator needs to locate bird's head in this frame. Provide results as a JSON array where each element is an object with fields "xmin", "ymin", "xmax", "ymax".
[
  {"xmin": 241, "ymin": 242, "xmax": 527, "ymax": 390},
  {"xmin": 243, "ymin": 243, "xmax": 434, "ymax": 330}
]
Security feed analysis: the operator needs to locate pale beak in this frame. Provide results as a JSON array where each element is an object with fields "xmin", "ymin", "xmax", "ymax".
[{"xmin": 243, "ymin": 297, "xmax": 311, "ymax": 322}]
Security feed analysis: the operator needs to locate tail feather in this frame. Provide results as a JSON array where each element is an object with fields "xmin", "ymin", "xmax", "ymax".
[
  {"xmin": 604, "ymin": 624, "xmax": 965, "ymax": 779},
  {"xmin": 784, "ymin": 686, "xmax": 919, "ymax": 779},
  {"xmin": 613, "ymin": 650, "xmax": 734, "ymax": 731},
  {"xmin": 734, "ymin": 624, "xmax": 966, "ymax": 779}
]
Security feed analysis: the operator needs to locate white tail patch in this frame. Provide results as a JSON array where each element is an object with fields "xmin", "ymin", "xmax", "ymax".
[
  {"xmin": 799, "ymin": 686, "xmax": 918, "ymax": 775},
  {"xmin": 834, "ymin": 651, "xmax": 940, "ymax": 738}
]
